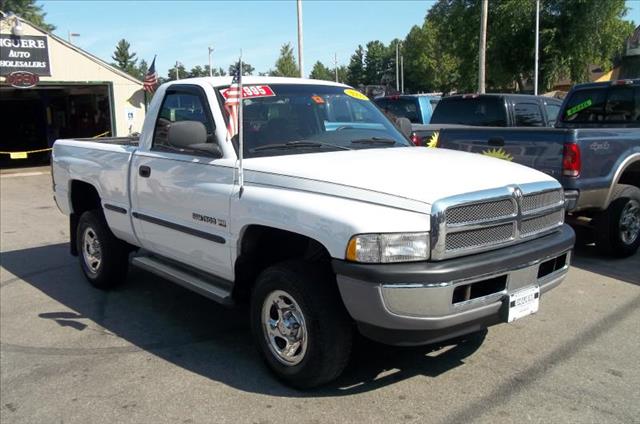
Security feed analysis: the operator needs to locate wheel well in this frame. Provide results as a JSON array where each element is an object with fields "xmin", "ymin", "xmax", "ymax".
[
  {"xmin": 233, "ymin": 225, "xmax": 333, "ymax": 302},
  {"xmin": 70, "ymin": 180, "xmax": 101, "ymax": 215},
  {"xmin": 69, "ymin": 181, "xmax": 101, "ymax": 255},
  {"xmin": 618, "ymin": 161, "xmax": 640, "ymax": 190}
]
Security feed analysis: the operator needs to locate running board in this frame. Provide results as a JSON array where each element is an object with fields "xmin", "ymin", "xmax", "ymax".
[{"xmin": 131, "ymin": 255, "xmax": 234, "ymax": 306}]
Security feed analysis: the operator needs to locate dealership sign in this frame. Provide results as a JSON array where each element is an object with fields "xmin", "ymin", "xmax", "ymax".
[{"xmin": 0, "ymin": 35, "xmax": 51, "ymax": 76}]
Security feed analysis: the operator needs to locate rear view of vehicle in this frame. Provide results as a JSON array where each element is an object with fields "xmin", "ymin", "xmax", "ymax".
[{"xmin": 437, "ymin": 80, "xmax": 640, "ymax": 257}]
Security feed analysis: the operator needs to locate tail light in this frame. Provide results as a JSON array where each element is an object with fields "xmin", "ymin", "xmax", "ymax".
[
  {"xmin": 410, "ymin": 132, "xmax": 422, "ymax": 146},
  {"xmin": 562, "ymin": 143, "xmax": 581, "ymax": 177}
]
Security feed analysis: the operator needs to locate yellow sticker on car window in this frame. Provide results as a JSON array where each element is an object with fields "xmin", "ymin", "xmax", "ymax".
[{"xmin": 344, "ymin": 89, "xmax": 369, "ymax": 101}]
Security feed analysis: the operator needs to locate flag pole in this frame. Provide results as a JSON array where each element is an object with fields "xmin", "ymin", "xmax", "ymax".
[{"xmin": 238, "ymin": 51, "xmax": 244, "ymax": 196}]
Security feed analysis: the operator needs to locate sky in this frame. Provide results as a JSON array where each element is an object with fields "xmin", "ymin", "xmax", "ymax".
[{"xmin": 39, "ymin": 0, "xmax": 640, "ymax": 79}]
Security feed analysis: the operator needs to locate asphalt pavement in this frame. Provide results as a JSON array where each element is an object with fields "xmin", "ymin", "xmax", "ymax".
[{"xmin": 1, "ymin": 168, "xmax": 639, "ymax": 424}]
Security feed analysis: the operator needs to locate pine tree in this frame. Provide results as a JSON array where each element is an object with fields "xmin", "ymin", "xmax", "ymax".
[
  {"xmin": 270, "ymin": 43, "xmax": 299, "ymax": 77},
  {"xmin": 111, "ymin": 39, "xmax": 138, "ymax": 77},
  {"xmin": 1, "ymin": 0, "xmax": 55, "ymax": 31}
]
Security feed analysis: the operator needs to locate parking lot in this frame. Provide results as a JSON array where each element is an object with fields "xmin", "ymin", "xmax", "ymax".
[{"xmin": 1, "ymin": 168, "xmax": 638, "ymax": 424}]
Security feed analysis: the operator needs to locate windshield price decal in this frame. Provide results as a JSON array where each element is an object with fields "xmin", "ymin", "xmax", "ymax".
[
  {"xmin": 221, "ymin": 85, "xmax": 275, "ymax": 99},
  {"xmin": 566, "ymin": 99, "xmax": 592, "ymax": 117},
  {"xmin": 344, "ymin": 89, "xmax": 369, "ymax": 101}
]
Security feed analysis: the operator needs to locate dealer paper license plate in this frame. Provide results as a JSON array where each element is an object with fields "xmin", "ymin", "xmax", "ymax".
[{"xmin": 507, "ymin": 285, "xmax": 540, "ymax": 323}]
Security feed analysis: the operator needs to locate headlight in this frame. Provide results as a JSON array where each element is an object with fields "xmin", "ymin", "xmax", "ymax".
[{"xmin": 346, "ymin": 232, "xmax": 430, "ymax": 263}]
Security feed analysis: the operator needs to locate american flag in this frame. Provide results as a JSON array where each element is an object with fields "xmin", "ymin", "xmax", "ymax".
[
  {"xmin": 224, "ymin": 66, "xmax": 242, "ymax": 141},
  {"xmin": 143, "ymin": 56, "xmax": 158, "ymax": 92}
]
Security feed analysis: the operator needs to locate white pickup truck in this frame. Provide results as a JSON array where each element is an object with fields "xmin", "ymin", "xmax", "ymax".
[{"xmin": 52, "ymin": 77, "xmax": 575, "ymax": 388}]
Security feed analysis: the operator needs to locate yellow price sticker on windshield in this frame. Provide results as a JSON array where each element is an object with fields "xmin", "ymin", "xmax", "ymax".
[{"xmin": 344, "ymin": 89, "xmax": 369, "ymax": 101}]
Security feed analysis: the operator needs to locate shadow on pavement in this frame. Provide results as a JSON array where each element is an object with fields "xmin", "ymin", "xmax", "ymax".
[
  {"xmin": 0, "ymin": 243, "xmax": 485, "ymax": 397},
  {"xmin": 571, "ymin": 243, "xmax": 639, "ymax": 286}
]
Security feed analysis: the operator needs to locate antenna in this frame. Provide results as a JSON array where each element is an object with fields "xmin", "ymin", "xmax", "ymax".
[{"xmin": 238, "ymin": 51, "xmax": 244, "ymax": 196}]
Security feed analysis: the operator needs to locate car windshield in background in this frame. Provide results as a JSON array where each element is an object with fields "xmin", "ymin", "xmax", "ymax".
[
  {"xmin": 561, "ymin": 85, "xmax": 640, "ymax": 124},
  {"xmin": 430, "ymin": 97, "xmax": 507, "ymax": 126},
  {"xmin": 374, "ymin": 97, "xmax": 421, "ymax": 123},
  {"xmin": 217, "ymin": 84, "xmax": 410, "ymax": 157}
]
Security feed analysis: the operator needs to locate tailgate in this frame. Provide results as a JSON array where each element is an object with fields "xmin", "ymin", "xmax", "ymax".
[{"xmin": 437, "ymin": 127, "xmax": 571, "ymax": 179}]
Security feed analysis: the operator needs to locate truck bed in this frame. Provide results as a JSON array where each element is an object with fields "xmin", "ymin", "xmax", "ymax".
[{"xmin": 74, "ymin": 135, "xmax": 140, "ymax": 146}]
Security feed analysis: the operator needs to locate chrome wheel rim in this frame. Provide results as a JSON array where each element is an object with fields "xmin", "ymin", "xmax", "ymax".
[
  {"xmin": 620, "ymin": 199, "xmax": 640, "ymax": 245},
  {"xmin": 261, "ymin": 290, "xmax": 308, "ymax": 366},
  {"xmin": 82, "ymin": 227, "xmax": 102, "ymax": 275}
]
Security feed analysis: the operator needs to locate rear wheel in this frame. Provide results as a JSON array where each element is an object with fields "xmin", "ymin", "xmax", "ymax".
[
  {"xmin": 250, "ymin": 261, "xmax": 353, "ymax": 389},
  {"xmin": 77, "ymin": 210, "xmax": 130, "ymax": 288},
  {"xmin": 594, "ymin": 184, "xmax": 640, "ymax": 257}
]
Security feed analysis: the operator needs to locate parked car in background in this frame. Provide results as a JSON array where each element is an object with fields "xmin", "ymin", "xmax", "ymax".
[
  {"xmin": 411, "ymin": 93, "xmax": 562, "ymax": 146},
  {"xmin": 374, "ymin": 94, "xmax": 441, "ymax": 125},
  {"xmin": 436, "ymin": 79, "xmax": 640, "ymax": 257}
]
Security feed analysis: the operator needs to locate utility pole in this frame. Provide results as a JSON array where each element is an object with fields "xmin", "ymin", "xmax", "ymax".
[
  {"xmin": 208, "ymin": 46, "xmax": 214, "ymax": 77},
  {"xmin": 534, "ymin": 0, "xmax": 540, "ymax": 95},
  {"xmin": 175, "ymin": 61, "xmax": 181, "ymax": 80},
  {"xmin": 333, "ymin": 53, "xmax": 339, "ymax": 82},
  {"xmin": 297, "ymin": 0, "xmax": 304, "ymax": 78},
  {"xmin": 395, "ymin": 43, "xmax": 400, "ymax": 92},
  {"xmin": 400, "ymin": 53, "xmax": 404, "ymax": 93},
  {"xmin": 478, "ymin": 0, "xmax": 488, "ymax": 93}
]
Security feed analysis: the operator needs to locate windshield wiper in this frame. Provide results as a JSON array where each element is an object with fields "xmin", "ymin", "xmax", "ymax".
[
  {"xmin": 350, "ymin": 137, "xmax": 397, "ymax": 145},
  {"xmin": 252, "ymin": 140, "xmax": 351, "ymax": 152}
]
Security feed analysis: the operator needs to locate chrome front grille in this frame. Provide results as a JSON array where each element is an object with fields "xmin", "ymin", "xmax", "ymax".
[
  {"xmin": 447, "ymin": 199, "xmax": 515, "ymax": 225},
  {"xmin": 521, "ymin": 210, "xmax": 564, "ymax": 237},
  {"xmin": 522, "ymin": 190, "xmax": 564, "ymax": 213},
  {"xmin": 445, "ymin": 223, "xmax": 515, "ymax": 251},
  {"xmin": 431, "ymin": 182, "xmax": 564, "ymax": 260}
]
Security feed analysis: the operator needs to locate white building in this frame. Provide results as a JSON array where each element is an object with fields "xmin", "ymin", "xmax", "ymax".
[{"xmin": 0, "ymin": 13, "xmax": 146, "ymax": 165}]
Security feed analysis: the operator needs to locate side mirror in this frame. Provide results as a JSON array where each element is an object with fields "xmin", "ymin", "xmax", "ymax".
[
  {"xmin": 395, "ymin": 117, "xmax": 412, "ymax": 138},
  {"xmin": 168, "ymin": 121, "xmax": 222, "ymax": 158}
]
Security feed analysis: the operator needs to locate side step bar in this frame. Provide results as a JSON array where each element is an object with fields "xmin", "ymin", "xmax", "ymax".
[{"xmin": 132, "ymin": 255, "xmax": 234, "ymax": 306}]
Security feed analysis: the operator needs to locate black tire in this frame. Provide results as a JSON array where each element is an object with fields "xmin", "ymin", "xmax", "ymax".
[
  {"xmin": 594, "ymin": 184, "xmax": 640, "ymax": 258},
  {"xmin": 250, "ymin": 261, "xmax": 353, "ymax": 389},
  {"xmin": 76, "ymin": 209, "xmax": 130, "ymax": 289}
]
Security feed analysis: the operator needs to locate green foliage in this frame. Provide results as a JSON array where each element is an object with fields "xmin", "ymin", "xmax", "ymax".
[
  {"xmin": 166, "ymin": 63, "xmax": 186, "ymax": 81},
  {"xmin": 111, "ymin": 39, "xmax": 138, "ymax": 78},
  {"xmin": 407, "ymin": 0, "xmax": 634, "ymax": 93},
  {"xmin": 309, "ymin": 61, "xmax": 333, "ymax": 81},
  {"xmin": 229, "ymin": 61, "xmax": 255, "ymax": 76},
  {"xmin": 346, "ymin": 45, "xmax": 366, "ymax": 86},
  {"xmin": 270, "ymin": 43, "xmax": 299, "ymax": 77},
  {"xmin": 1, "ymin": 0, "xmax": 55, "ymax": 31}
]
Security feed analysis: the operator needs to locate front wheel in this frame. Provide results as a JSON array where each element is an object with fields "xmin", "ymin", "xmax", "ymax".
[
  {"xmin": 250, "ymin": 261, "xmax": 353, "ymax": 389},
  {"xmin": 594, "ymin": 184, "xmax": 640, "ymax": 257}
]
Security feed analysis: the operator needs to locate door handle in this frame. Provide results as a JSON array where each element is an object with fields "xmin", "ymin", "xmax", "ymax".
[
  {"xmin": 487, "ymin": 137, "xmax": 505, "ymax": 147},
  {"xmin": 139, "ymin": 165, "xmax": 151, "ymax": 178}
]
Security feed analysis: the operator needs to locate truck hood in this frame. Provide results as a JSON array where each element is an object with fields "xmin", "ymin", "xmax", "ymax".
[{"xmin": 244, "ymin": 147, "xmax": 557, "ymax": 207}]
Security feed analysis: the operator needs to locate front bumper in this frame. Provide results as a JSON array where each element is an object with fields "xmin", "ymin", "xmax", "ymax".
[{"xmin": 332, "ymin": 224, "xmax": 575, "ymax": 346}]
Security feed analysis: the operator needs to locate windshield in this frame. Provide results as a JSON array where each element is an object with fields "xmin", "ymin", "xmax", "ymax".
[
  {"xmin": 217, "ymin": 84, "xmax": 411, "ymax": 157},
  {"xmin": 374, "ymin": 97, "xmax": 422, "ymax": 123},
  {"xmin": 431, "ymin": 97, "xmax": 507, "ymax": 126}
]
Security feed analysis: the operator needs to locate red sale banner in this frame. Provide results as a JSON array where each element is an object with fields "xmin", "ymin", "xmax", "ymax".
[{"xmin": 221, "ymin": 85, "xmax": 276, "ymax": 99}]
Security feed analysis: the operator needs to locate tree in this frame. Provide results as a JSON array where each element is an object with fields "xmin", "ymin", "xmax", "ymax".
[
  {"xmin": 228, "ymin": 61, "xmax": 255, "ymax": 76},
  {"xmin": 364, "ymin": 40, "xmax": 388, "ymax": 85},
  {"xmin": 166, "ymin": 62, "xmax": 186, "ymax": 81},
  {"xmin": 309, "ymin": 61, "xmax": 333, "ymax": 81},
  {"xmin": 137, "ymin": 59, "xmax": 148, "ymax": 80},
  {"xmin": 270, "ymin": 43, "xmax": 299, "ymax": 77},
  {"xmin": 111, "ymin": 39, "xmax": 138, "ymax": 77},
  {"xmin": 346, "ymin": 45, "xmax": 366, "ymax": 87},
  {"xmin": 189, "ymin": 65, "xmax": 207, "ymax": 77},
  {"xmin": 1, "ymin": 0, "xmax": 55, "ymax": 31},
  {"xmin": 336, "ymin": 65, "xmax": 348, "ymax": 84}
]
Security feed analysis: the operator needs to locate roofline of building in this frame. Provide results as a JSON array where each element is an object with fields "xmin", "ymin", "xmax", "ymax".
[{"xmin": 1, "ymin": 13, "xmax": 143, "ymax": 86}]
